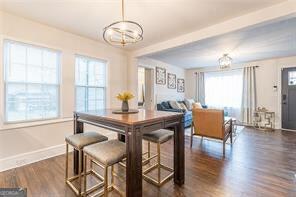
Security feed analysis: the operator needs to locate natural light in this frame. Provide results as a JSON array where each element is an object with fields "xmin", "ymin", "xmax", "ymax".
[{"xmin": 204, "ymin": 69, "xmax": 243, "ymax": 119}]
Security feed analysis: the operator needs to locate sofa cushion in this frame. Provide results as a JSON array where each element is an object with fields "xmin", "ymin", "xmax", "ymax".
[
  {"xmin": 161, "ymin": 101, "xmax": 171, "ymax": 109},
  {"xmin": 179, "ymin": 102, "xmax": 188, "ymax": 111},
  {"xmin": 184, "ymin": 98, "xmax": 195, "ymax": 110},
  {"xmin": 169, "ymin": 101, "xmax": 182, "ymax": 110}
]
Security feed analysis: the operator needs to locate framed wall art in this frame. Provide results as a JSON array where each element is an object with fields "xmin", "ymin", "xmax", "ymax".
[
  {"xmin": 156, "ymin": 67, "xmax": 166, "ymax": 85},
  {"xmin": 177, "ymin": 78, "xmax": 185, "ymax": 92},
  {"xmin": 167, "ymin": 73, "xmax": 176, "ymax": 89}
]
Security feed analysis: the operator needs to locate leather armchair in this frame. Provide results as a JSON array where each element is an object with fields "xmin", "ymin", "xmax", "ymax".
[{"xmin": 191, "ymin": 108, "xmax": 233, "ymax": 155}]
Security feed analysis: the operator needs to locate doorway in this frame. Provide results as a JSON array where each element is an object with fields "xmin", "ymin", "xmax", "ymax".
[
  {"xmin": 282, "ymin": 67, "xmax": 296, "ymax": 130},
  {"xmin": 138, "ymin": 66, "xmax": 154, "ymax": 110}
]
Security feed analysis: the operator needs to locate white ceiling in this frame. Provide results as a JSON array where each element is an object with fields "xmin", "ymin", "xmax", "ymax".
[
  {"xmin": 145, "ymin": 15, "xmax": 296, "ymax": 69},
  {"xmin": 0, "ymin": 0, "xmax": 285, "ymax": 50}
]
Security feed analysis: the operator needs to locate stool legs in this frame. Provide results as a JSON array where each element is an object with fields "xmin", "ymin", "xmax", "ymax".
[
  {"xmin": 104, "ymin": 165, "xmax": 108, "ymax": 197},
  {"xmin": 143, "ymin": 141, "xmax": 174, "ymax": 187},
  {"xmin": 147, "ymin": 142, "xmax": 151, "ymax": 158},
  {"xmin": 78, "ymin": 150, "xmax": 82, "ymax": 195},
  {"xmin": 83, "ymin": 155, "xmax": 87, "ymax": 197},
  {"xmin": 65, "ymin": 143, "xmax": 69, "ymax": 182},
  {"xmin": 157, "ymin": 143, "xmax": 161, "ymax": 183}
]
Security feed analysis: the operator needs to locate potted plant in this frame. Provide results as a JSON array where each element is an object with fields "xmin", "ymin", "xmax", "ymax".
[{"xmin": 116, "ymin": 91, "xmax": 135, "ymax": 112}]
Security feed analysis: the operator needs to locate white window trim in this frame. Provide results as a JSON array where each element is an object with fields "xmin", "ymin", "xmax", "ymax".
[
  {"xmin": 3, "ymin": 39, "xmax": 61, "ymax": 124},
  {"xmin": 75, "ymin": 55, "xmax": 107, "ymax": 112}
]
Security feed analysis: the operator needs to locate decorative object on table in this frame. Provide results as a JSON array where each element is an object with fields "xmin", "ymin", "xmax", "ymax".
[
  {"xmin": 177, "ymin": 78, "xmax": 185, "ymax": 92},
  {"xmin": 116, "ymin": 91, "xmax": 135, "ymax": 112},
  {"xmin": 219, "ymin": 54, "xmax": 232, "ymax": 69},
  {"xmin": 102, "ymin": 0, "xmax": 143, "ymax": 46},
  {"xmin": 156, "ymin": 67, "xmax": 166, "ymax": 85},
  {"xmin": 253, "ymin": 107, "xmax": 275, "ymax": 131},
  {"xmin": 167, "ymin": 73, "xmax": 176, "ymax": 89}
]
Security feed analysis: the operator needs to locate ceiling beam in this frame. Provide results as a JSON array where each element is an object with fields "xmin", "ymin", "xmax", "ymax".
[{"xmin": 131, "ymin": 0, "xmax": 296, "ymax": 57}]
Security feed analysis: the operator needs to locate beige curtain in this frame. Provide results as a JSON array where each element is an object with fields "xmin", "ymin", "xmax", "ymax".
[
  {"xmin": 241, "ymin": 66, "xmax": 257, "ymax": 125},
  {"xmin": 197, "ymin": 72, "xmax": 205, "ymax": 105}
]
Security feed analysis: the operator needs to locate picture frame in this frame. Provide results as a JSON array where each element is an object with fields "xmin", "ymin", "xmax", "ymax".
[
  {"xmin": 156, "ymin": 67, "xmax": 166, "ymax": 85},
  {"xmin": 167, "ymin": 73, "xmax": 176, "ymax": 89},
  {"xmin": 177, "ymin": 78, "xmax": 185, "ymax": 92}
]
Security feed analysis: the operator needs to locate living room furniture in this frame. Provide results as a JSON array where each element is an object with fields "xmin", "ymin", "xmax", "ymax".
[
  {"xmin": 191, "ymin": 108, "xmax": 233, "ymax": 155},
  {"xmin": 65, "ymin": 132, "xmax": 108, "ymax": 196},
  {"xmin": 157, "ymin": 101, "xmax": 207, "ymax": 128},
  {"xmin": 73, "ymin": 109, "xmax": 184, "ymax": 197},
  {"xmin": 142, "ymin": 129, "xmax": 174, "ymax": 186},
  {"xmin": 83, "ymin": 140, "xmax": 126, "ymax": 196},
  {"xmin": 253, "ymin": 109, "xmax": 275, "ymax": 131}
]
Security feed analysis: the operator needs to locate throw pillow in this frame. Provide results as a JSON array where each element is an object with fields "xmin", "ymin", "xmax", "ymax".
[
  {"xmin": 169, "ymin": 101, "xmax": 182, "ymax": 110},
  {"xmin": 184, "ymin": 98, "xmax": 195, "ymax": 110},
  {"xmin": 192, "ymin": 102, "xmax": 202, "ymax": 109},
  {"xmin": 179, "ymin": 103, "xmax": 188, "ymax": 111}
]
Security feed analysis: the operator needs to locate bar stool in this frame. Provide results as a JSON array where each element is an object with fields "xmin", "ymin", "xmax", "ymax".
[
  {"xmin": 83, "ymin": 139, "xmax": 126, "ymax": 196},
  {"xmin": 142, "ymin": 129, "xmax": 174, "ymax": 187},
  {"xmin": 65, "ymin": 132, "xmax": 108, "ymax": 196}
]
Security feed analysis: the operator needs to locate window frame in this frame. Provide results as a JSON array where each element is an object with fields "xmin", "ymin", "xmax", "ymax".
[
  {"xmin": 3, "ymin": 39, "xmax": 61, "ymax": 124},
  {"xmin": 74, "ymin": 55, "xmax": 107, "ymax": 112}
]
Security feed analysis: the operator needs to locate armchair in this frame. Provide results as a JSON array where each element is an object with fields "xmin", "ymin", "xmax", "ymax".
[{"xmin": 191, "ymin": 108, "xmax": 233, "ymax": 155}]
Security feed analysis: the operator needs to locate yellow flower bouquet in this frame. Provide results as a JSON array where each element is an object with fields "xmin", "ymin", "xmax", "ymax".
[
  {"xmin": 116, "ymin": 91, "xmax": 134, "ymax": 112},
  {"xmin": 116, "ymin": 91, "xmax": 134, "ymax": 101}
]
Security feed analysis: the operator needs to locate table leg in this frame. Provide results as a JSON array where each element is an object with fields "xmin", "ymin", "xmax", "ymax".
[
  {"xmin": 73, "ymin": 115, "xmax": 84, "ymax": 175},
  {"xmin": 174, "ymin": 118, "xmax": 185, "ymax": 185},
  {"xmin": 126, "ymin": 127, "xmax": 142, "ymax": 197}
]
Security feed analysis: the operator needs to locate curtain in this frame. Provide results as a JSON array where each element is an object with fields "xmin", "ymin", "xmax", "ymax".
[
  {"xmin": 198, "ymin": 72, "xmax": 205, "ymax": 105},
  {"xmin": 204, "ymin": 69, "xmax": 243, "ymax": 120},
  {"xmin": 241, "ymin": 66, "xmax": 257, "ymax": 125}
]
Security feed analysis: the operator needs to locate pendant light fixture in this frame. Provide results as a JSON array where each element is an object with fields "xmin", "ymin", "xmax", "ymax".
[
  {"xmin": 103, "ymin": 0, "xmax": 143, "ymax": 46},
  {"xmin": 219, "ymin": 54, "xmax": 232, "ymax": 69}
]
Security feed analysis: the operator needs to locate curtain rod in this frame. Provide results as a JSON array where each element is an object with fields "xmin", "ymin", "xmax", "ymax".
[{"xmin": 194, "ymin": 65, "xmax": 259, "ymax": 75}]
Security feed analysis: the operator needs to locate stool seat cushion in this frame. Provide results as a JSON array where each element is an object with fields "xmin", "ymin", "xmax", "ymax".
[
  {"xmin": 143, "ymin": 129, "xmax": 174, "ymax": 143},
  {"xmin": 83, "ymin": 140, "xmax": 126, "ymax": 166},
  {"xmin": 66, "ymin": 132, "xmax": 108, "ymax": 149}
]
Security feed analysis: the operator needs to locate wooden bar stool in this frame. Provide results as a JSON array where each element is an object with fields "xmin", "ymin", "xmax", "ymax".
[
  {"xmin": 83, "ymin": 139, "xmax": 126, "ymax": 196},
  {"xmin": 142, "ymin": 129, "xmax": 174, "ymax": 187},
  {"xmin": 65, "ymin": 132, "xmax": 108, "ymax": 196}
]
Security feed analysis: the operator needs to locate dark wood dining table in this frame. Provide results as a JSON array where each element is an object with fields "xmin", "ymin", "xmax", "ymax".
[{"xmin": 73, "ymin": 109, "xmax": 185, "ymax": 197}]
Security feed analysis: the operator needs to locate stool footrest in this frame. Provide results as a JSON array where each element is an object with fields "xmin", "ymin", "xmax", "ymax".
[
  {"xmin": 66, "ymin": 169, "xmax": 104, "ymax": 196},
  {"xmin": 142, "ymin": 163, "xmax": 174, "ymax": 187}
]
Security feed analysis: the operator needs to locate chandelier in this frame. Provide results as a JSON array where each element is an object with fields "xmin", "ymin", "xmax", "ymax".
[
  {"xmin": 219, "ymin": 54, "xmax": 232, "ymax": 69},
  {"xmin": 103, "ymin": 0, "xmax": 143, "ymax": 46}
]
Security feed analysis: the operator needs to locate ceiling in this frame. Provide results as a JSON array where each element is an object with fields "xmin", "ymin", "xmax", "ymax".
[
  {"xmin": 0, "ymin": 0, "xmax": 285, "ymax": 50},
  {"xmin": 145, "ymin": 15, "xmax": 296, "ymax": 69}
]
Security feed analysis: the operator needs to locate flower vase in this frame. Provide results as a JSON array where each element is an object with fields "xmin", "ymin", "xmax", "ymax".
[{"xmin": 121, "ymin": 101, "xmax": 129, "ymax": 112}]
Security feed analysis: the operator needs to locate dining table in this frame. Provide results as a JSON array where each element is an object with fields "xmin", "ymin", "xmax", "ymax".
[{"xmin": 73, "ymin": 109, "xmax": 185, "ymax": 197}]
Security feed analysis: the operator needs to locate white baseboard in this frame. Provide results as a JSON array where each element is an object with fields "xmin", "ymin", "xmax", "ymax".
[{"xmin": 0, "ymin": 144, "xmax": 70, "ymax": 172}]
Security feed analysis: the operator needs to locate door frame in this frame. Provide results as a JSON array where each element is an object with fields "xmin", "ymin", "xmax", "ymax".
[
  {"xmin": 277, "ymin": 65, "xmax": 296, "ymax": 131},
  {"xmin": 138, "ymin": 65, "xmax": 155, "ymax": 110}
]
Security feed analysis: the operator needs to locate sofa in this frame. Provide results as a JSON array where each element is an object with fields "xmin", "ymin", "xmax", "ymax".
[{"xmin": 157, "ymin": 100, "xmax": 207, "ymax": 128}]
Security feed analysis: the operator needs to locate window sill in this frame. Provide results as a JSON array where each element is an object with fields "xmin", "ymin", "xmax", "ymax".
[{"xmin": 0, "ymin": 117, "xmax": 73, "ymax": 131}]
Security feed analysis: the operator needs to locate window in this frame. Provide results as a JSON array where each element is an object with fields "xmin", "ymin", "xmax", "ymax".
[
  {"xmin": 204, "ymin": 69, "xmax": 243, "ymax": 119},
  {"xmin": 75, "ymin": 56, "xmax": 106, "ymax": 112},
  {"xmin": 4, "ymin": 40, "xmax": 60, "ymax": 122}
]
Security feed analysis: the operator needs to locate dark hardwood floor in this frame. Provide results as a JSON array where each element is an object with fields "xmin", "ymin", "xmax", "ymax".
[{"xmin": 1, "ymin": 127, "xmax": 296, "ymax": 196}]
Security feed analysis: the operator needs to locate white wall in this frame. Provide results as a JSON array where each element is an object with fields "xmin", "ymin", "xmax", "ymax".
[
  {"xmin": 0, "ymin": 11, "xmax": 127, "ymax": 171},
  {"xmin": 185, "ymin": 55, "xmax": 296, "ymax": 129},
  {"xmin": 138, "ymin": 58, "xmax": 185, "ymax": 106}
]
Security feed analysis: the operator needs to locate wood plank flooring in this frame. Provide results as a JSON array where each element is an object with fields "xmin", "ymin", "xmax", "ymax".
[{"xmin": 0, "ymin": 127, "xmax": 296, "ymax": 196}]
